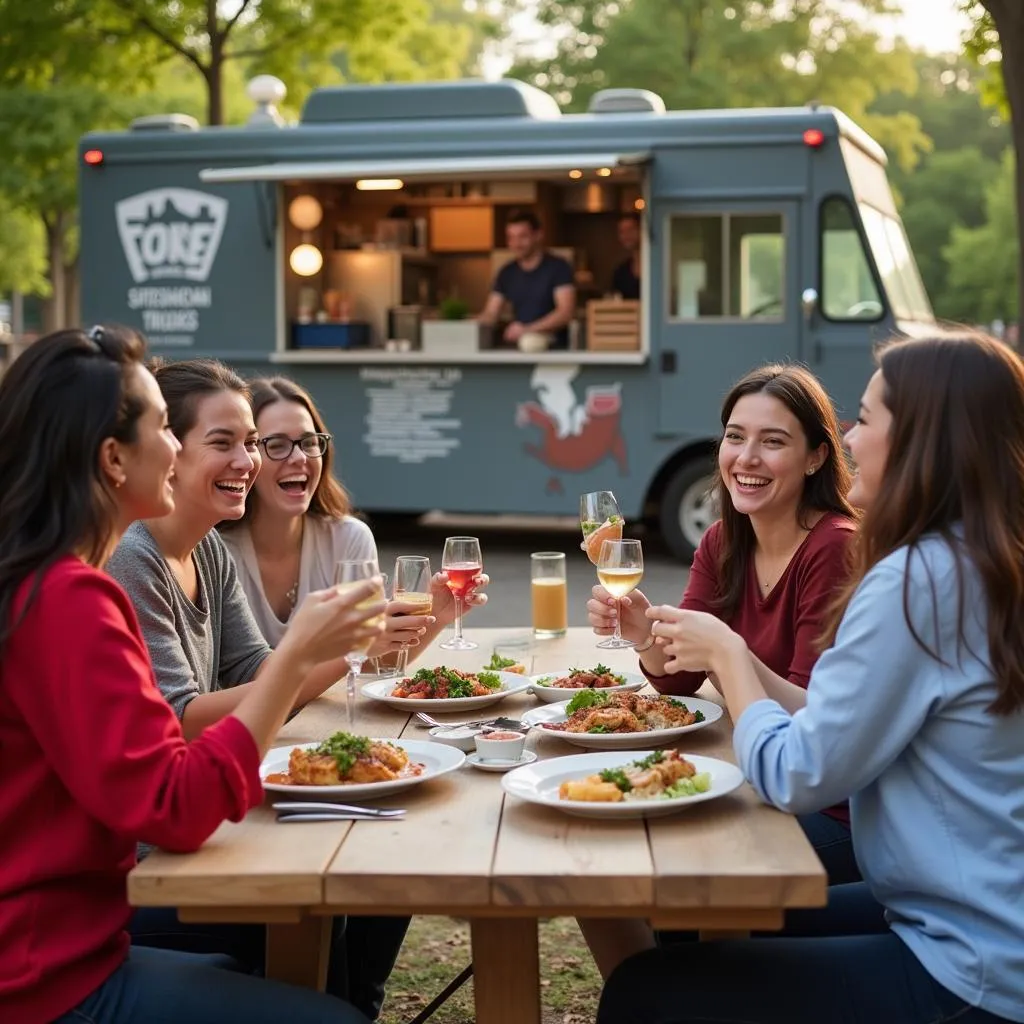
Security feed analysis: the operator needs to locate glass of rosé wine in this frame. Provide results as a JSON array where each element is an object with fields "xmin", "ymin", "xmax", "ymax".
[{"xmin": 440, "ymin": 536, "xmax": 482, "ymax": 651}]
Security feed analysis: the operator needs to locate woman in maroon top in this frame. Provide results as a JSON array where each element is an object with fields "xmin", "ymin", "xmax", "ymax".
[
  {"xmin": 0, "ymin": 326, "xmax": 385, "ymax": 1024},
  {"xmin": 588, "ymin": 364, "xmax": 858, "ymax": 881}
]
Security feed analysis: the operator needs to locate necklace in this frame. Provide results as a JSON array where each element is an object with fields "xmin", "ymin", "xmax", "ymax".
[{"xmin": 286, "ymin": 580, "xmax": 299, "ymax": 608}]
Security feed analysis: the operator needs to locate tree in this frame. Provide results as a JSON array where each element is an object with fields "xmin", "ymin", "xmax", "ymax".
[
  {"xmin": 944, "ymin": 149, "xmax": 1019, "ymax": 324},
  {"xmin": 501, "ymin": 0, "xmax": 929, "ymax": 170},
  {"xmin": 0, "ymin": 198, "xmax": 48, "ymax": 298},
  {"xmin": 963, "ymin": 1, "xmax": 1024, "ymax": 321}
]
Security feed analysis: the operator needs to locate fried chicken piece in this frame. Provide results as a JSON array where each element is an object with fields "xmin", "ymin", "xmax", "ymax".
[
  {"xmin": 559, "ymin": 778, "xmax": 624, "ymax": 802},
  {"xmin": 288, "ymin": 748, "xmax": 341, "ymax": 785},
  {"xmin": 567, "ymin": 706, "xmax": 643, "ymax": 733},
  {"xmin": 369, "ymin": 742, "xmax": 409, "ymax": 773},
  {"xmin": 644, "ymin": 700, "xmax": 697, "ymax": 730},
  {"xmin": 346, "ymin": 756, "xmax": 400, "ymax": 784}
]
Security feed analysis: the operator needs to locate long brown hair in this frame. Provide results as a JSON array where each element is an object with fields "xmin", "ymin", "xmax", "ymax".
[
  {"xmin": 712, "ymin": 364, "xmax": 855, "ymax": 618},
  {"xmin": 825, "ymin": 333, "xmax": 1024, "ymax": 715},
  {"xmin": 149, "ymin": 358, "xmax": 250, "ymax": 440},
  {"xmin": 228, "ymin": 376, "xmax": 351, "ymax": 524},
  {"xmin": 0, "ymin": 325, "xmax": 148, "ymax": 655}
]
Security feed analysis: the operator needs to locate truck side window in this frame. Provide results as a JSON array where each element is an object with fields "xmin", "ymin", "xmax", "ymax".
[
  {"xmin": 821, "ymin": 197, "xmax": 884, "ymax": 321},
  {"xmin": 668, "ymin": 213, "xmax": 784, "ymax": 320}
]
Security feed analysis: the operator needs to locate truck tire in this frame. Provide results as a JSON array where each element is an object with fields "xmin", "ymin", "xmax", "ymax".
[{"xmin": 658, "ymin": 457, "xmax": 718, "ymax": 562}]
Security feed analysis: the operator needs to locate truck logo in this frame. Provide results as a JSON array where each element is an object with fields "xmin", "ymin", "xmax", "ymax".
[
  {"xmin": 515, "ymin": 366, "xmax": 628, "ymax": 492},
  {"xmin": 115, "ymin": 188, "xmax": 228, "ymax": 284}
]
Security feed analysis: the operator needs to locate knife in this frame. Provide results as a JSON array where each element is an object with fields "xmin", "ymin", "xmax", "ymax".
[
  {"xmin": 277, "ymin": 812, "xmax": 405, "ymax": 823},
  {"xmin": 272, "ymin": 801, "xmax": 405, "ymax": 817}
]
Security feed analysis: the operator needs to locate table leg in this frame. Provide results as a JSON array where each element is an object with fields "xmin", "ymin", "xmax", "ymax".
[
  {"xmin": 470, "ymin": 917, "xmax": 541, "ymax": 1024},
  {"xmin": 265, "ymin": 915, "xmax": 332, "ymax": 991}
]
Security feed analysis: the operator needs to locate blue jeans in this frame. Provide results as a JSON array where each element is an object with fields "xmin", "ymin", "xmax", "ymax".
[
  {"xmin": 54, "ymin": 945, "xmax": 369, "ymax": 1024},
  {"xmin": 128, "ymin": 908, "xmax": 409, "ymax": 1020},
  {"xmin": 599, "ymin": 883, "xmax": 1010, "ymax": 1024},
  {"xmin": 797, "ymin": 809, "xmax": 861, "ymax": 886}
]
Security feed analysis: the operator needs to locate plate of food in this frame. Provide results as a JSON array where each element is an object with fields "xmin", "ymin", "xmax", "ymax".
[
  {"xmin": 261, "ymin": 731, "xmax": 465, "ymax": 802},
  {"xmin": 361, "ymin": 665, "xmax": 532, "ymax": 712},
  {"xmin": 529, "ymin": 664, "xmax": 647, "ymax": 704},
  {"xmin": 502, "ymin": 749, "xmax": 744, "ymax": 819},
  {"xmin": 521, "ymin": 689, "xmax": 722, "ymax": 749},
  {"xmin": 484, "ymin": 651, "xmax": 530, "ymax": 675}
]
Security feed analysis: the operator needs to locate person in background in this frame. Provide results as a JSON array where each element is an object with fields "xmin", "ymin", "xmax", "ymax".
[
  {"xmin": 219, "ymin": 376, "xmax": 488, "ymax": 660},
  {"xmin": 479, "ymin": 209, "xmax": 576, "ymax": 350},
  {"xmin": 612, "ymin": 213, "xmax": 641, "ymax": 300},
  {"xmin": 0, "ymin": 326, "xmax": 383, "ymax": 1024},
  {"xmin": 600, "ymin": 332, "xmax": 1024, "ymax": 1024},
  {"xmin": 104, "ymin": 360, "xmax": 409, "ymax": 1020}
]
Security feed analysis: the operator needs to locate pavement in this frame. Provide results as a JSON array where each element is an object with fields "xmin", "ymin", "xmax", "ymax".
[{"xmin": 369, "ymin": 511, "xmax": 691, "ymax": 630}]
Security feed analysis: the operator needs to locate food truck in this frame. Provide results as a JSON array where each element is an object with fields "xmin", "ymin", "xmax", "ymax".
[{"xmin": 78, "ymin": 76, "xmax": 934, "ymax": 559}]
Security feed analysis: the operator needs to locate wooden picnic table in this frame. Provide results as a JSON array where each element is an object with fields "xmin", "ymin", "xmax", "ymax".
[{"xmin": 128, "ymin": 627, "xmax": 826, "ymax": 1023}]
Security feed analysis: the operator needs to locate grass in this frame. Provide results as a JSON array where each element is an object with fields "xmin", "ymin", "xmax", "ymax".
[{"xmin": 380, "ymin": 916, "xmax": 601, "ymax": 1024}]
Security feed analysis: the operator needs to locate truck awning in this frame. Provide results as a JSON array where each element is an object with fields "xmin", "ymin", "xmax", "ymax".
[{"xmin": 198, "ymin": 152, "xmax": 650, "ymax": 184}]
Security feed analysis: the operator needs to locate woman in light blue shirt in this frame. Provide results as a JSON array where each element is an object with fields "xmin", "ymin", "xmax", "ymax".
[{"xmin": 598, "ymin": 333, "xmax": 1024, "ymax": 1024}]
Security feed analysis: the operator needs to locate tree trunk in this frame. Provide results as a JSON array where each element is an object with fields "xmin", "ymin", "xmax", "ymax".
[
  {"xmin": 42, "ymin": 213, "xmax": 68, "ymax": 334},
  {"xmin": 64, "ymin": 257, "xmax": 80, "ymax": 328},
  {"xmin": 986, "ymin": 2, "xmax": 1024, "ymax": 330},
  {"xmin": 206, "ymin": 0, "xmax": 224, "ymax": 125}
]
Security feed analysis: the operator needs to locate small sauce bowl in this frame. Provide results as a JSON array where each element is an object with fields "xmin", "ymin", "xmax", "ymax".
[{"xmin": 474, "ymin": 730, "xmax": 526, "ymax": 763}]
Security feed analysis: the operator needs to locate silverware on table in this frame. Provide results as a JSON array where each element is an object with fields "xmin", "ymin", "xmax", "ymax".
[
  {"xmin": 273, "ymin": 801, "xmax": 405, "ymax": 818},
  {"xmin": 414, "ymin": 712, "xmax": 526, "ymax": 731},
  {"xmin": 277, "ymin": 812, "xmax": 404, "ymax": 823}
]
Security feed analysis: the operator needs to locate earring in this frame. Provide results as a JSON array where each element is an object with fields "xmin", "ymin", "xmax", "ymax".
[
  {"xmin": 806, "ymin": 468, "xmax": 815, "ymax": 476},
  {"xmin": 114, "ymin": 478, "xmax": 124, "ymax": 489}
]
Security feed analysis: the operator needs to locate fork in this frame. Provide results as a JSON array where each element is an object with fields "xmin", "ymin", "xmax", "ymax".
[{"xmin": 414, "ymin": 712, "xmax": 524, "ymax": 730}]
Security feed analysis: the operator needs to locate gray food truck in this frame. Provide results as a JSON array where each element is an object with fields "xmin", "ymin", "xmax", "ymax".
[{"xmin": 78, "ymin": 76, "xmax": 934, "ymax": 559}]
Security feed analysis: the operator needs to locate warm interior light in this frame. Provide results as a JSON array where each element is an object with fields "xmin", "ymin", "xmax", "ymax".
[
  {"xmin": 634, "ymin": 198, "xmax": 646, "ymax": 211},
  {"xmin": 597, "ymin": 167, "xmax": 612, "ymax": 177},
  {"xmin": 568, "ymin": 169, "xmax": 583, "ymax": 180},
  {"xmin": 289, "ymin": 243, "xmax": 323, "ymax": 277},
  {"xmin": 83, "ymin": 149, "xmax": 104, "ymax": 166},
  {"xmin": 288, "ymin": 195, "xmax": 323, "ymax": 231},
  {"xmin": 803, "ymin": 128, "xmax": 825, "ymax": 148},
  {"xmin": 355, "ymin": 178, "xmax": 404, "ymax": 191}
]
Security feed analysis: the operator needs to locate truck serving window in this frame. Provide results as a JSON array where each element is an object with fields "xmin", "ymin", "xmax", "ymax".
[
  {"xmin": 858, "ymin": 203, "xmax": 933, "ymax": 322},
  {"xmin": 820, "ymin": 197, "xmax": 883, "ymax": 321},
  {"xmin": 667, "ymin": 213, "xmax": 784, "ymax": 321}
]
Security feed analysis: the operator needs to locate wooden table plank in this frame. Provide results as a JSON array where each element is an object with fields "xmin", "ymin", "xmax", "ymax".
[
  {"xmin": 470, "ymin": 918, "xmax": 541, "ymax": 1024},
  {"xmin": 128, "ymin": 676, "xmax": 406, "ymax": 910}
]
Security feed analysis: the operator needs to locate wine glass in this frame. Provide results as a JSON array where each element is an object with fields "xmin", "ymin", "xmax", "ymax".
[
  {"xmin": 334, "ymin": 558, "xmax": 385, "ymax": 726},
  {"xmin": 580, "ymin": 491, "xmax": 623, "ymax": 565},
  {"xmin": 595, "ymin": 539, "xmax": 643, "ymax": 649},
  {"xmin": 440, "ymin": 536, "xmax": 481, "ymax": 651},
  {"xmin": 391, "ymin": 555, "xmax": 433, "ymax": 676}
]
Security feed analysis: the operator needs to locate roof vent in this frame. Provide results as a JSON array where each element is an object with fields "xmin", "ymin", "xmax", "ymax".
[
  {"xmin": 588, "ymin": 89, "xmax": 666, "ymax": 115},
  {"xmin": 129, "ymin": 113, "xmax": 200, "ymax": 132},
  {"xmin": 247, "ymin": 75, "xmax": 287, "ymax": 128},
  {"xmin": 301, "ymin": 78, "xmax": 561, "ymax": 124}
]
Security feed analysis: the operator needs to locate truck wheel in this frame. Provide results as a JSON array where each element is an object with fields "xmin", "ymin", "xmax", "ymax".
[{"xmin": 659, "ymin": 457, "xmax": 718, "ymax": 561}]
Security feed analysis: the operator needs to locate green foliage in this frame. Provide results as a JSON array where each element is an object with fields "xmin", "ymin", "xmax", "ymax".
[
  {"xmin": 501, "ymin": 0, "xmax": 929, "ymax": 170},
  {"xmin": 440, "ymin": 297, "xmax": 471, "ymax": 320},
  {"xmin": 944, "ymin": 149, "xmax": 1019, "ymax": 323},
  {"xmin": 0, "ymin": 199, "xmax": 48, "ymax": 296}
]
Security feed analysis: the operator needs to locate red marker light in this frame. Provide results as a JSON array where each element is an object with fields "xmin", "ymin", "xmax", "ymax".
[
  {"xmin": 83, "ymin": 149, "xmax": 104, "ymax": 166},
  {"xmin": 803, "ymin": 129, "xmax": 825, "ymax": 149}
]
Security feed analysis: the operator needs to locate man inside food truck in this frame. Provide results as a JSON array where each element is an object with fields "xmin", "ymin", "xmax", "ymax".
[
  {"xmin": 611, "ymin": 212, "xmax": 641, "ymax": 300},
  {"xmin": 479, "ymin": 210, "xmax": 575, "ymax": 350}
]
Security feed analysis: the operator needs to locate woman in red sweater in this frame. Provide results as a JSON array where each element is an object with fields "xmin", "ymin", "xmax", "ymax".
[
  {"xmin": 0, "ymin": 326, "xmax": 385, "ymax": 1024},
  {"xmin": 589, "ymin": 364, "xmax": 857, "ymax": 878}
]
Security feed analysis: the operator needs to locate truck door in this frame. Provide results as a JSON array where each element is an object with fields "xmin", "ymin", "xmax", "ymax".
[{"xmin": 652, "ymin": 200, "xmax": 803, "ymax": 435}]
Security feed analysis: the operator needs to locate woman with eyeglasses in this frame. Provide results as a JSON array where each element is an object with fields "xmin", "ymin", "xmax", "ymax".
[
  {"xmin": 104, "ymin": 361, "xmax": 407, "ymax": 1020},
  {"xmin": 220, "ymin": 376, "xmax": 489, "ymax": 666}
]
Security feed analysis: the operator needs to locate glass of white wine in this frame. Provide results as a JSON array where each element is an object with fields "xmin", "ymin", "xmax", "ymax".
[
  {"xmin": 391, "ymin": 555, "xmax": 433, "ymax": 677},
  {"xmin": 334, "ymin": 558, "xmax": 386, "ymax": 727},
  {"xmin": 595, "ymin": 539, "xmax": 643, "ymax": 650}
]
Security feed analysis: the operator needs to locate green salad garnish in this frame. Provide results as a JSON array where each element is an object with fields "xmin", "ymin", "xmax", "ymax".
[
  {"xmin": 477, "ymin": 671, "xmax": 502, "ymax": 690},
  {"xmin": 314, "ymin": 732, "xmax": 371, "ymax": 775},
  {"xmin": 632, "ymin": 751, "xmax": 666, "ymax": 770},
  {"xmin": 566, "ymin": 689, "xmax": 609, "ymax": 714},
  {"xmin": 661, "ymin": 773, "xmax": 712, "ymax": 799},
  {"xmin": 599, "ymin": 768, "xmax": 633, "ymax": 792},
  {"xmin": 486, "ymin": 652, "xmax": 517, "ymax": 670},
  {"xmin": 666, "ymin": 697, "xmax": 705, "ymax": 723}
]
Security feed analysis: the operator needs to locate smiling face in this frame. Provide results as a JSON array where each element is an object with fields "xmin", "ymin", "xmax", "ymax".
[
  {"xmin": 252, "ymin": 399, "xmax": 324, "ymax": 519},
  {"xmin": 719, "ymin": 391, "xmax": 826, "ymax": 521},
  {"xmin": 170, "ymin": 389, "xmax": 260, "ymax": 528},
  {"xmin": 845, "ymin": 369, "xmax": 892, "ymax": 510},
  {"xmin": 107, "ymin": 367, "xmax": 181, "ymax": 526},
  {"xmin": 506, "ymin": 220, "xmax": 543, "ymax": 261}
]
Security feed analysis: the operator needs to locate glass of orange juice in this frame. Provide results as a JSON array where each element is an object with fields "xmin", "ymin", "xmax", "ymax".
[
  {"xmin": 595, "ymin": 539, "xmax": 643, "ymax": 649},
  {"xmin": 531, "ymin": 552, "xmax": 568, "ymax": 639}
]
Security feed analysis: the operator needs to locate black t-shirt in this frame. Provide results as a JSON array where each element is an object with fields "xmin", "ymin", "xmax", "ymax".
[
  {"xmin": 494, "ymin": 253, "xmax": 574, "ymax": 349},
  {"xmin": 612, "ymin": 258, "xmax": 640, "ymax": 300}
]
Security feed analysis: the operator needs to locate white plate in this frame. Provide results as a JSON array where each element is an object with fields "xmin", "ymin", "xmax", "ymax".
[
  {"xmin": 529, "ymin": 668, "xmax": 647, "ymax": 704},
  {"xmin": 261, "ymin": 738, "xmax": 465, "ymax": 802},
  {"xmin": 466, "ymin": 750, "xmax": 539, "ymax": 773},
  {"xmin": 521, "ymin": 697, "xmax": 723, "ymax": 750},
  {"xmin": 361, "ymin": 671, "xmax": 531, "ymax": 712},
  {"xmin": 502, "ymin": 750, "xmax": 744, "ymax": 819}
]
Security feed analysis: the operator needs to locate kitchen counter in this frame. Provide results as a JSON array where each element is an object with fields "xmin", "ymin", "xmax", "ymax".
[{"xmin": 270, "ymin": 348, "xmax": 648, "ymax": 365}]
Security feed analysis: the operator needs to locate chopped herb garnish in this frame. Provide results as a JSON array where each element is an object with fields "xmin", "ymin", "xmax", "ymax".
[
  {"xmin": 633, "ymin": 751, "xmax": 666, "ymax": 770},
  {"xmin": 566, "ymin": 689, "xmax": 609, "ymax": 714},
  {"xmin": 666, "ymin": 697, "xmax": 705, "ymax": 723},
  {"xmin": 477, "ymin": 671, "xmax": 502, "ymax": 690},
  {"xmin": 599, "ymin": 768, "xmax": 633, "ymax": 792},
  {"xmin": 314, "ymin": 732, "xmax": 371, "ymax": 775},
  {"xmin": 581, "ymin": 519, "xmax": 600, "ymax": 536},
  {"xmin": 486, "ymin": 652, "xmax": 517, "ymax": 670},
  {"xmin": 588, "ymin": 724, "xmax": 611, "ymax": 734}
]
